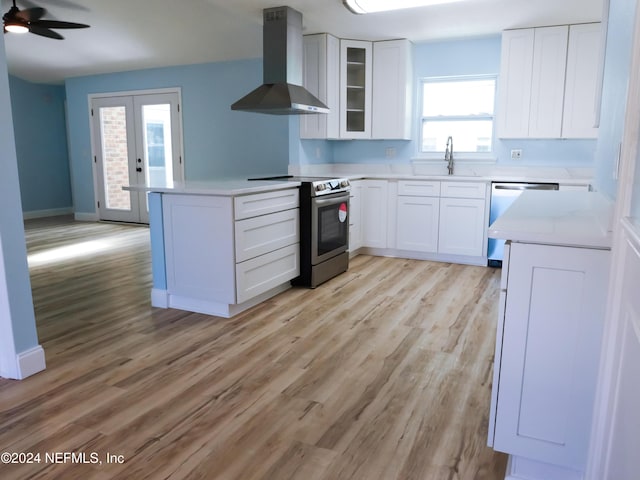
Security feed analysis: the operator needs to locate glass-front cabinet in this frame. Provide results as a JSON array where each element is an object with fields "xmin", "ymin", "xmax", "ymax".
[{"xmin": 340, "ymin": 40, "xmax": 372, "ymax": 138}]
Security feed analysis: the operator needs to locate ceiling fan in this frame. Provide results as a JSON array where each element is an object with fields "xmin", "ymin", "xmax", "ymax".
[{"xmin": 3, "ymin": 0, "xmax": 89, "ymax": 39}]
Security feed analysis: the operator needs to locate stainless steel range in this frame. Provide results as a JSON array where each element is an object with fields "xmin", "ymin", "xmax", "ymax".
[{"xmin": 249, "ymin": 176, "xmax": 350, "ymax": 287}]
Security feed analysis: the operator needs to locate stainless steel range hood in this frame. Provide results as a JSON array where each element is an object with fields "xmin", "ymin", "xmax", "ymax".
[{"xmin": 231, "ymin": 6, "xmax": 329, "ymax": 115}]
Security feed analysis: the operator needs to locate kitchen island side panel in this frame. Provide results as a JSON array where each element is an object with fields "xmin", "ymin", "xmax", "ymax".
[
  {"xmin": 149, "ymin": 192, "xmax": 168, "ymax": 307},
  {"xmin": 494, "ymin": 242, "xmax": 610, "ymax": 470}
]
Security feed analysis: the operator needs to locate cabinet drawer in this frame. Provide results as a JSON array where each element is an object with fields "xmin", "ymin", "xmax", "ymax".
[
  {"xmin": 235, "ymin": 209, "xmax": 300, "ymax": 263},
  {"xmin": 441, "ymin": 181, "xmax": 487, "ymax": 199},
  {"xmin": 236, "ymin": 244, "xmax": 300, "ymax": 304},
  {"xmin": 398, "ymin": 180, "xmax": 440, "ymax": 197},
  {"xmin": 234, "ymin": 188, "xmax": 299, "ymax": 220}
]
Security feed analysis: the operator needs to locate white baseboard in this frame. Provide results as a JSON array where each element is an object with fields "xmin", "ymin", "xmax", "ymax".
[
  {"xmin": 23, "ymin": 207, "xmax": 73, "ymax": 220},
  {"xmin": 356, "ymin": 247, "xmax": 488, "ymax": 267},
  {"xmin": 3, "ymin": 345, "xmax": 47, "ymax": 380},
  {"xmin": 505, "ymin": 455, "xmax": 584, "ymax": 480},
  {"xmin": 74, "ymin": 212, "xmax": 99, "ymax": 222},
  {"xmin": 156, "ymin": 283, "xmax": 291, "ymax": 318},
  {"xmin": 151, "ymin": 288, "xmax": 169, "ymax": 308}
]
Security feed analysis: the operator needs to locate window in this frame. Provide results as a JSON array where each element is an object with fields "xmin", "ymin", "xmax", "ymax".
[{"xmin": 420, "ymin": 76, "xmax": 497, "ymax": 156}]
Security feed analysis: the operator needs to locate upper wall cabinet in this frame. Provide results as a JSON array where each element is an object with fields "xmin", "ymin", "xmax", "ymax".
[
  {"xmin": 301, "ymin": 35, "xmax": 412, "ymax": 140},
  {"xmin": 562, "ymin": 23, "xmax": 603, "ymax": 138},
  {"xmin": 497, "ymin": 23, "xmax": 602, "ymax": 139},
  {"xmin": 372, "ymin": 40, "xmax": 413, "ymax": 140},
  {"xmin": 340, "ymin": 39, "xmax": 373, "ymax": 139},
  {"xmin": 300, "ymin": 33, "xmax": 340, "ymax": 139}
]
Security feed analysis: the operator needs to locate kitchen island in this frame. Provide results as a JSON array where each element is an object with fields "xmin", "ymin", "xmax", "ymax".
[
  {"xmin": 126, "ymin": 179, "xmax": 302, "ymax": 318},
  {"xmin": 487, "ymin": 190, "xmax": 612, "ymax": 480}
]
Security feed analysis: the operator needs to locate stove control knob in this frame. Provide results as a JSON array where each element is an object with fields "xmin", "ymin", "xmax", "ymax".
[
  {"xmin": 315, "ymin": 184, "xmax": 326, "ymax": 192},
  {"xmin": 340, "ymin": 180, "xmax": 350, "ymax": 188}
]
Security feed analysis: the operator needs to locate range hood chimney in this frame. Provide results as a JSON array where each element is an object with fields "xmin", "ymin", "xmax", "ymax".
[{"xmin": 231, "ymin": 6, "xmax": 329, "ymax": 115}]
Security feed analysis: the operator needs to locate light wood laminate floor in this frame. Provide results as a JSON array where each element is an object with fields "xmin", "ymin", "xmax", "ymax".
[{"xmin": 0, "ymin": 216, "xmax": 507, "ymax": 479}]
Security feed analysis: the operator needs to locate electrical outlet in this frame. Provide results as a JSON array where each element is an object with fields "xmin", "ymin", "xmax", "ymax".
[{"xmin": 511, "ymin": 149, "xmax": 522, "ymax": 160}]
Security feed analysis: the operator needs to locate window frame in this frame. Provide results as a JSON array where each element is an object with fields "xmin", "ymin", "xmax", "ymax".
[{"xmin": 417, "ymin": 74, "xmax": 498, "ymax": 161}]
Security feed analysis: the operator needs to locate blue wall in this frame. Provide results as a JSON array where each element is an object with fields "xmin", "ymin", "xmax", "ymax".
[
  {"xmin": 594, "ymin": 0, "xmax": 637, "ymax": 199},
  {"xmin": 9, "ymin": 76, "xmax": 72, "ymax": 214},
  {"xmin": 65, "ymin": 59, "xmax": 291, "ymax": 216},
  {"xmin": 297, "ymin": 35, "xmax": 597, "ymax": 168}
]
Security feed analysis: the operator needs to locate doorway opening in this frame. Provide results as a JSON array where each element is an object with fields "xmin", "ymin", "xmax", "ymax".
[{"xmin": 90, "ymin": 89, "xmax": 184, "ymax": 224}]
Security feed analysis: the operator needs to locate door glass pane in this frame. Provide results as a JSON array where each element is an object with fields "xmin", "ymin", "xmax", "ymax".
[
  {"xmin": 142, "ymin": 104, "xmax": 173, "ymax": 185},
  {"xmin": 99, "ymin": 106, "xmax": 131, "ymax": 211}
]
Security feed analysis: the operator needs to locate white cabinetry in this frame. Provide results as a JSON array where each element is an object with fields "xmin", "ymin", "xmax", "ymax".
[
  {"xmin": 497, "ymin": 23, "xmax": 601, "ymax": 139},
  {"xmin": 396, "ymin": 180, "xmax": 440, "ymax": 253},
  {"xmin": 352, "ymin": 178, "xmax": 487, "ymax": 264},
  {"xmin": 302, "ymin": 36, "xmax": 412, "ymax": 140},
  {"xmin": 562, "ymin": 23, "xmax": 603, "ymax": 138},
  {"xmin": 161, "ymin": 188, "xmax": 300, "ymax": 317},
  {"xmin": 372, "ymin": 39, "xmax": 413, "ymax": 140},
  {"xmin": 340, "ymin": 39, "xmax": 372, "ymax": 139},
  {"xmin": 163, "ymin": 194, "xmax": 235, "ymax": 303},
  {"xmin": 528, "ymin": 26, "xmax": 568, "ymax": 138},
  {"xmin": 361, "ymin": 180, "xmax": 388, "ymax": 248},
  {"xmin": 300, "ymin": 33, "xmax": 340, "ymax": 139},
  {"xmin": 348, "ymin": 180, "xmax": 363, "ymax": 252},
  {"xmin": 490, "ymin": 242, "xmax": 609, "ymax": 470},
  {"xmin": 438, "ymin": 182, "xmax": 487, "ymax": 257},
  {"xmin": 497, "ymin": 28, "xmax": 535, "ymax": 138}
]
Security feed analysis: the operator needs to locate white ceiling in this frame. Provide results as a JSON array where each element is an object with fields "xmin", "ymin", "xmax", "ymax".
[{"xmin": 2, "ymin": 0, "xmax": 604, "ymax": 84}]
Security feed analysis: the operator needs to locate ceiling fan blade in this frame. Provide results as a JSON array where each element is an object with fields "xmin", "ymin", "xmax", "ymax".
[
  {"xmin": 28, "ymin": 24, "xmax": 63, "ymax": 39},
  {"xmin": 33, "ymin": 19, "xmax": 89, "ymax": 29},
  {"xmin": 15, "ymin": 6, "xmax": 45, "ymax": 22},
  {"xmin": 20, "ymin": 0, "xmax": 90, "ymax": 12}
]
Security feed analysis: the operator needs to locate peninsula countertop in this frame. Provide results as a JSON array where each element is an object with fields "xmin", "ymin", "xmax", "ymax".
[
  {"xmin": 124, "ymin": 178, "xmax": 302, "ymax": 196},
  {"xmin": 488, "ymin": 190, "xmax": 614, "ymax": 249}
]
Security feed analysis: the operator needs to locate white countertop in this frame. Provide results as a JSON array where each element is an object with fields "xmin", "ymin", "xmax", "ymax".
[
  {"xmin": 488, "ymin": 190, "xmax": 613, "ymax": 249},
  {"xmin": 292, "ymin": 162, "xmax": 594, "ymax": 186},
  {"xmin": 125, "ymin": 163, "xmax": 593, "ymax": 197},
  {"xmin": 124, "ymin": 178, "xmax": 301, "ymax": 196}
]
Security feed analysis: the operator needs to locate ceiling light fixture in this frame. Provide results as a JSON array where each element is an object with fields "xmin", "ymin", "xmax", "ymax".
[
  {"xmin": 4, "ymin": 22, "xmax": 28, "ymax": 33},
  {"xmin": 343, "ymin": 0, "xmax": 464, "ymax": 14}
]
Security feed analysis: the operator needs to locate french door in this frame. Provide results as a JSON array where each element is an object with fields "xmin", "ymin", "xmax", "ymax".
[{"xmin": 91, "ymin": 90, "xmax": 183, "ymax": 223}]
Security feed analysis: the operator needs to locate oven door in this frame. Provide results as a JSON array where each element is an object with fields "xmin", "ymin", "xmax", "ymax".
[{"xmin": 311, "ymin": 192, "xmax": 349, "ymax": 265}]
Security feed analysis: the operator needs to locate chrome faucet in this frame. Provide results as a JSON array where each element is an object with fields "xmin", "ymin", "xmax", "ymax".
[{"xmin": 444, "ymin": 136, "xmax": 454, "ymax": 175}]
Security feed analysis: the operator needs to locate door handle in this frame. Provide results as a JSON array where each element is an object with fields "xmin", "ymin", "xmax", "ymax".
[{"xmin": 136, "ymin": 167, "xmax": 142, "ymax": 172}]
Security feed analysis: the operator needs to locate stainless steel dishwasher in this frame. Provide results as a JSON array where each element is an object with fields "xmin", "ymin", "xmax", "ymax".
[{"xmin": 487, "ymin": 182, "xmax": 559, "ymax": 266}]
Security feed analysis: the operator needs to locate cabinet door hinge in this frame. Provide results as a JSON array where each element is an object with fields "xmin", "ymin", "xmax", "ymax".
[{"xmin": 97, "ymin": 200, "xmax": 100, "ymax": 208}]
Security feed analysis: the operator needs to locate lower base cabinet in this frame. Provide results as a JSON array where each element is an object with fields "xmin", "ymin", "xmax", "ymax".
[
  {"xmin": 438, "ymin": 197, "xmax": 486, "ymax": 256},
  {"xmin": 159, "ymin": 190, "xmax": 300, "ymax": 317},
  {"xmin": 490, "ymin": 241, "xmax": 610, "ymax": 471},
  {"xmin": 361, "ymin": 180, "xmax": 389, "ymax": 248},
  {"xmin": 356, "ymin": 179, "xmax": 488, "ymax": 263},
  {"xmin": 396, "ymin": 195, "xmax": 439, "ymax": 252}
]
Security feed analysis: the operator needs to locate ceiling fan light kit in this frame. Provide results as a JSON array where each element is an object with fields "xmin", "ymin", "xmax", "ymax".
[
  {"xmin": 2, "ymin": 0, "xmax": 89, "ymax": 39},
  {"xmin": 343, "ymin": 0, "xmax": 464, "ymax": 14},
  {"xmin": 4, "ymin": 23, "xmax": 28, "ymax": 33}
]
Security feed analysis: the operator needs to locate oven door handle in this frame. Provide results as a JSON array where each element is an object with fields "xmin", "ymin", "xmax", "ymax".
[{"xmin": 313, "ymin": 194, "xmax": 349, "ymax": 206}]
